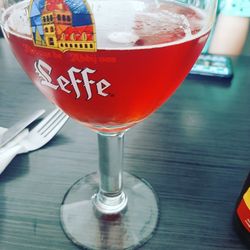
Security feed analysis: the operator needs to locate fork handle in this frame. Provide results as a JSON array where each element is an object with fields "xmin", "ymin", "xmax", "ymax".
[{"xmin": 0, "ymin": 144, "xmax": 24, "ymax": 174}]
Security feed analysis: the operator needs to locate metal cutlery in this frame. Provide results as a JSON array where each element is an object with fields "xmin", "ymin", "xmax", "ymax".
[
  {"xmin": 0, "ymin": 108, "xmax": 69, "ymax": 174},
  {"xmin": 0, "ymin": 109, "xmax": 45, "ymax": 148}
]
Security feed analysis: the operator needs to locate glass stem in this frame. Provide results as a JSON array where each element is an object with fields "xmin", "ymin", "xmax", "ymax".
[{"xmin": 92, "ymin": 132, "xmax": 128, "ymax": 215}]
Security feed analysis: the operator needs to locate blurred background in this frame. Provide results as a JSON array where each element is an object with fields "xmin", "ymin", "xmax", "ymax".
[{"xmin": 242, "ymin": 29, "xmax": 250, "ymax": 56}]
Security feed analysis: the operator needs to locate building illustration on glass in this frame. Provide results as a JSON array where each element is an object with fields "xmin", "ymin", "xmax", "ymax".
[{"xmin": 29, "ymin": 0, "xmax": 96, "ymax": 52}]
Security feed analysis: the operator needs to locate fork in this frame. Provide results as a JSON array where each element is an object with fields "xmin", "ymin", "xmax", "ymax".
[{"xmin": 0, "ymin": 108, "xmax": 69, "ymax": 174}]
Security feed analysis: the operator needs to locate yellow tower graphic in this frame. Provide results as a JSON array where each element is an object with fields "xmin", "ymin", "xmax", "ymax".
[{"xmin": 30, "ymin": 0, "xmax": 96, "ymax": 52}]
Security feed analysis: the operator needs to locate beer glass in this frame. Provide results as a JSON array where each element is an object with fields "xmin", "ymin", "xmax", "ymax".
[{"xmin": 0, "ymin": 0, "xmax": 217, "ymax": 248}]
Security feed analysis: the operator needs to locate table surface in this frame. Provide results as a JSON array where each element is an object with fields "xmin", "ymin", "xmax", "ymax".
[{"xmin": 0, "ymin": 38, "xmax": 250, "ymax": 250}]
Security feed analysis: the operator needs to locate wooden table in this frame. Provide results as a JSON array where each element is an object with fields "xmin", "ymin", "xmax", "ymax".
[{"xmin": 0, "ymin": 38, "xmax": 249, "ymax": 250}]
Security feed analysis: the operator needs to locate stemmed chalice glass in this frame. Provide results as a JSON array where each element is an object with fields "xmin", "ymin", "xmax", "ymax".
[{"xmin": 1, "ymin": 0, "xmax": 217, "ymax": 249}]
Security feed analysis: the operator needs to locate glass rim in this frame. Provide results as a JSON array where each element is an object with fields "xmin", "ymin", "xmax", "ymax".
[{"xmin": 0, "ymin": 0, "xmax": 217, "ymax": 50}]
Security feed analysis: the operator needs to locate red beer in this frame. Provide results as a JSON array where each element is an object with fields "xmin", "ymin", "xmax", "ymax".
[{"xmin": 2, "ymin": 0, "xmax": 209, "ymax": 132}]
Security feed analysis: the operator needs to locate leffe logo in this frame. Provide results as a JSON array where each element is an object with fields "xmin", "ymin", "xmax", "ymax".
[{"xmin": 34, "ymin": 59, "xmax": 111, "ymax": 100}]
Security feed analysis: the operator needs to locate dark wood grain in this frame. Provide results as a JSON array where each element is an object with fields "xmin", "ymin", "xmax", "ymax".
[{"xmin": 0, "ymin": 38, "xmax": 249, "ymax": 250}]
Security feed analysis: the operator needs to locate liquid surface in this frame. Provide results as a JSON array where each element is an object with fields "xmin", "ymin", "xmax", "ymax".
[{"xmin": 3, "ymin": 0, "xmax": 207, "ymax": 48}]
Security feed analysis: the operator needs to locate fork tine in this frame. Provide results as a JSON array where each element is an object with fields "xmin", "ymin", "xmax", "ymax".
[
  {"xmin": 38, "ymin": 110, "xmax": 65, "ymax": 135},
  {"xmin": 38, "ymin": 109, "xmax": 63, "ymax": 134},
  {"xmin": 43, "ymin": 113, "xmax": 69, "ymax": 137},
  {"xmin": 31, "ymin": 108, "xmax": 62, "ymax": 133}
]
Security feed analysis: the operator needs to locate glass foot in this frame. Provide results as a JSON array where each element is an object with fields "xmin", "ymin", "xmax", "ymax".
[{"xmin": 60, "ymin": 172, "xmax": 159, "ymax": 250}]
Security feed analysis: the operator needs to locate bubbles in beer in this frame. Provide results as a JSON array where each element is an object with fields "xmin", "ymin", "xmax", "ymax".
[{"xmin": 133, "ymin": 1, "xmax": 204, "ymax": 46}]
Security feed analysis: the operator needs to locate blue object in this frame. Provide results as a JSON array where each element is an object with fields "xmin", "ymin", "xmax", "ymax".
[{"xmin": 219, "ymin": 0, "xmax": 250, "ymax": 17}]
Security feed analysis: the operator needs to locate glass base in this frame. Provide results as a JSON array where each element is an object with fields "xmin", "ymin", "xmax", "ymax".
[{"xmin": 60, "ymin": 172, "xmax": 159, "ymax": 250}]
